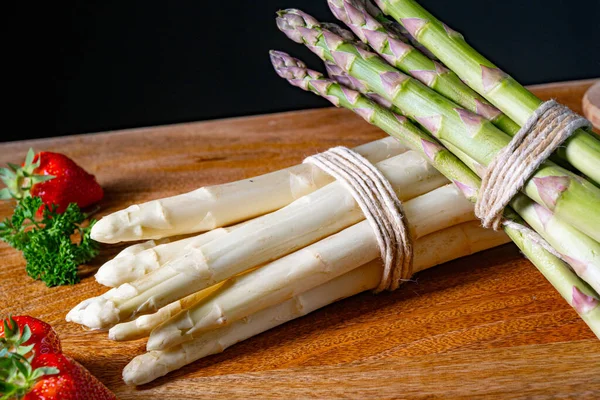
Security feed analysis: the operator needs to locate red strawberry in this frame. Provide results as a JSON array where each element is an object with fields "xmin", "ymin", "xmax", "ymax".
[
  {"xmin": 25, "ymin": 353, "xmax": 117, "ymax": 400},
  {"xmin": 0, "ymin": 149, "xmax": 103, "ymax": 214},
  {"xmin": 0, "ymin": 316, "xmax": 62, "ymax": 356}
]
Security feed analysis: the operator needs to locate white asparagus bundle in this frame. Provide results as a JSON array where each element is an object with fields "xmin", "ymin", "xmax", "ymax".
[
  {"xmin": 68, "ymin": 150, "xmax": 448, "ymax": 330},
  {"xmin": 147, "ymin": 183, "xmax": 475, "ymax": 351},
  {"xmin": 123, "ymin": 221, "xmax": 510, "ymax": 385},
  {"xmin": 91, "ymin": 137, "xmax": 408, "ymax": 243}
]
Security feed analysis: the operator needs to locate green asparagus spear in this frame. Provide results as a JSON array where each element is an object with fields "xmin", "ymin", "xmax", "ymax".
[
  {"xmin": 270, "ymin": 49, "xmax": 600, "ymax": 337},
  {"xmin": 328, "ymin": 0, "xmax": 520, "ymax": 135},
  {"xmin": 275, "ymin": 9, "xmax": 600, "ymax": 242},
  {"xmin": 375, "ymin": 0, "xmax": 600, "ymax": 185}
]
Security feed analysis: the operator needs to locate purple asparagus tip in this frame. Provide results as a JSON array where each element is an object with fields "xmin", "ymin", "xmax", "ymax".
[
  {"xmin": 343, "ymin": 0, "xmax": 366, "ymax": 26},
  {"xmin": 400, "ymin": 18, "xmax": 427, "ymax": 38},
  {"xmin": 572, "ymin": 286, "xmax": 599, "ymax": 314},
  {"xmin": 327, "ymin": 0, "xmax": 347, "ymax": 22},
  {"xmin": 453, "ymin": 180, "xmax": 477, "ymax": 199},
  {"xmin": 481, "ymin": 65, "xmax": 508, "ymax": 93},
  {"xmin": 363, "ymin": 29, "xmax": 388, "ymax": 52},
  {"xmin": 415, "ymin": 115, "xmax": 442, "ymax": 135},
  {"xmin": 310, "ymin": 80, "xmax": 332, "ymax": 97},
  {"xmin": 332, "ymin": 51, "xmax": 357, "ymax": 71},
  {"xmin": 421, "ymin": 139, "xmax": 443, "ymax": 162},
  {"xmin": 270, "ymin": 50, "xmax": 307, "ymax": 79},
  {"xmin": 324, "ymin": 95, "xmax": 341, "ymax": 107},
  {"xmin": 341, "ymin": 86, "xmax": 361, "ymax": 103},
  {"xmin": 410, "ymin": 69, "xmax": 438, "ymax": 87},
  {"xmin": 394, "ymin": 114, "xmax": 408, "ymax": 124},
  {"xmin": 355, "ymin": 107, "xmax": 375, "ymax": 122},
  {"xmin": 474, "ymin": 99, "xmax": 502, "ymax": 121},
  {"xmin": 276, "ymin": 9, "xmax": 321, "ymax": 44},
  {"xmin": 296, "ymin": 27, "xmax": 320, "ymax": 46},
  {"xmin": 348, "ymin": 75, "xmax": 368, "ymax": 92},
  {"xmin": 532, "ymin": 176, "xmax": 570, "ymax": 210},
  {"xmin": 382, "ymin": 37, "xmax": 412, "ymax": 65},
  {"xmin": 369, "ymin": 93, "xmax": 393, "ymax": 109},
  {"xmin": 563, "ymin": 255, "xmax": 589, "ymax": 278},
  {"xmin": 322, "ymin": 30, "xmax": 344, "ymax": 52},
  {"xmin": 532, "ymin": 203, "xmax": 553, "ymax": 229},
  {"xmin": 355, "ymin": 46, "xmax": 378, "ymax": 60},
  {"xmin": 380, "ymin": 71, "xmax": 407, "ymax": 97},
  {"xmin": 321, "ymin": 22, "xmax": 363, "ymax": 46},
  {"xmin": 455, "ymin": 108, "xmax": 485, "ymax": 137},
  {"xmin": 443, "ymin": 23, "xmax": 463, "ymax": 39}
]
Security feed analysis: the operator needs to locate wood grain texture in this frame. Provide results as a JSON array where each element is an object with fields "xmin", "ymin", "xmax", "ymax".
[{"xmin": 1, "ymin": 79, "xmax": 599, "ymax": 399}]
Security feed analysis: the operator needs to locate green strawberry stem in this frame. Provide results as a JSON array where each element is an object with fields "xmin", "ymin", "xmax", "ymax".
[
  {"xmin": 0, "ymin": 317, "xmax": 59, "ymax": 399},
  {"xmin": 275, "ymin": 9, "xmax": 600, "ymax": 243},
  {"xmin": 270, "ymin": 49, "xmax": 600, "ymax": 337},
  {"xmin": 0, "ymin": 148, "xmax": 54, "ymax": 201},
  {"xmin": 375, "ymin": 0, "xmax": 600, "ymax": 185}
]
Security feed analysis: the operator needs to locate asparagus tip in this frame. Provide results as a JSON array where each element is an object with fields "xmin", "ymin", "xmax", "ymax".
[
  {"xmin": 532, "ymin": 203, "xmax": 553, "ymax": 229},
  {"xmin": 400, "ymin": 18, "xmax": 428, "ymax": 38},
  {"xmin": 380, "ymin": 71, "xmax": 408, "ymax": 97},
  {"xmin": 355, "ymin": 107, "xmax": 376, "ymax": 122},
  {"xmin": 474, "ymin": 99, "xmax": 502, "ymax": 120},
  {"xmin": 415, "ymin": 115, "xmax": 442, "ymax": 135},
  {"xmin": 410, "ymin": 69, "xmax": 438, "ymax": 86},
  {"xmin": 455, "ymin": 108, "xmax": 485, "ymax": 136},
  {"xmin": 481, "ymin": 65, "xmax": 508, "ymax": 93},
  {"xmin": 532, "ymin": 176, "xmax": 570, "ymax": 210},
  {"xmin": 572, "ymin": 286, "xmax": 600, "ymax": 314},
  {"xmin": 332, "ymin": 50, "xmax": 357, "ymax": 71},
  {"xmin": 421, "ymin": 139, "xmax": 443, "ymax": 162}
]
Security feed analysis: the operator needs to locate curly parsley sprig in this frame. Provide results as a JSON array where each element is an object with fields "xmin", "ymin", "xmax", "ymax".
[{"xmin": 0, "ymin": 197, "xmax": 99, "ymax": 287}]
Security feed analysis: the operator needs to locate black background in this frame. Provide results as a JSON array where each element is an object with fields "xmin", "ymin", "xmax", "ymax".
[{"xmin": 6, "ymin": 0, "xmax": 600, "ymax": 142}]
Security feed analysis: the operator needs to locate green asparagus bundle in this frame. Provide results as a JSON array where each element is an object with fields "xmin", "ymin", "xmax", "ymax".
[
  {"xmin": 276, "ymin": 9, "xmax": 600, "ymax": 244},
  {"xmin": 374, "ymin": 0, "xmax": 600, "ymax": 185},
  {"xmin": 268, "ymin": 49, "xmax": 600, "ymax": 336},
  {"xmin": 275, "ymin": 10, "xmax": 600, "ymax": 304}
]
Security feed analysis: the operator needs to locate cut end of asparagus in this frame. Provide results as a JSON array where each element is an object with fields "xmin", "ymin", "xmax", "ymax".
[{"xmin": 66, "ymin": 295, "xmax": 121, "ymax": 330}]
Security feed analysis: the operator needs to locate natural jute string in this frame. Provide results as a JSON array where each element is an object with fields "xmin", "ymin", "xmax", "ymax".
[
  {"xmin": 476, "ymin": 100, "xmax": 592, "ymax": 230},
  {"xmin": 305, "ymin": 147, "xmax": 412, "ymax": 293}
]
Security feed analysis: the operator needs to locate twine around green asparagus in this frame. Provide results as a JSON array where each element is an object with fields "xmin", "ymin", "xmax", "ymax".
[{"xmin": 270, "ymin": 49, "xmax": 600, "ymax": 338}]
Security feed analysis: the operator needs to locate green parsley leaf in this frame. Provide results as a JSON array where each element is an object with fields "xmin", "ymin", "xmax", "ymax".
[{"xmin": 0, "ymin": 197, "xmax": 99, "ymax": 287}]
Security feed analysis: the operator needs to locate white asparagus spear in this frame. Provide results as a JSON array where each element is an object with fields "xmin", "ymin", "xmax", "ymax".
[
  {"xmin": 67, "ymin": 151, "xmax": 448, "ymax": 330},
  {"xmin": 91, "ymin": 137, "xmax": 408, "ymax": 243},
  {"xmin": 147, "ymin": 183, "xmax": 475, "ymax": 351},
  {"xmin": 108, "ymin": 283, "xmax": 226, "ymax": 341},
  {"xmin": 96, "ymin": 228, "xmax": 231, "ymax": 287},
  {"xmin": 123, "ymin": 221, "xmax": 511, "ymax": 385}
]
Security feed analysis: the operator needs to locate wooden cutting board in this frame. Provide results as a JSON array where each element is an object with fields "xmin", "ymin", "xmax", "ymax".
[{"xmin": 1, "ymin": 79, "xmax": 599, "ymax": 399}]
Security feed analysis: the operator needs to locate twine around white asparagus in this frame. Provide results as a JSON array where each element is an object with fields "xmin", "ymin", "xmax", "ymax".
[
  {"xmin": 304, "ymin": 147, "xmax": 412, "ymax": 292},
  {"xmin": 476, "ymin": 100, "xmax": 592, "ymax": 230}
]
